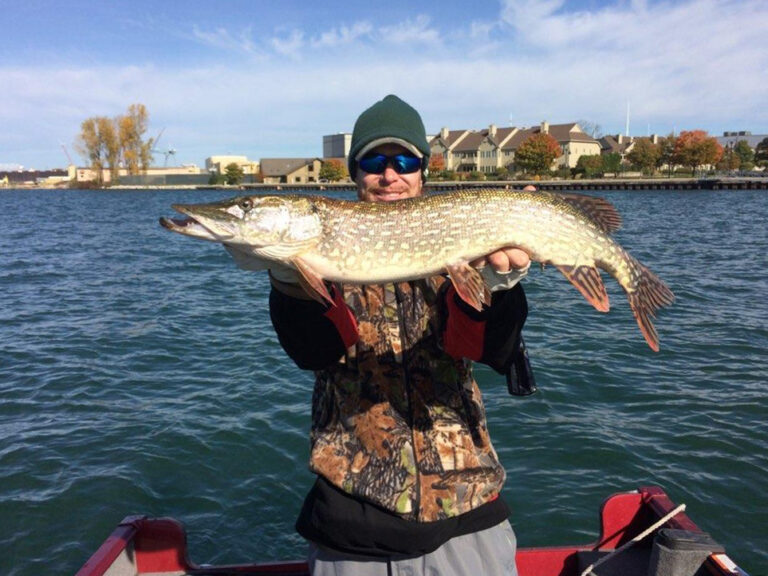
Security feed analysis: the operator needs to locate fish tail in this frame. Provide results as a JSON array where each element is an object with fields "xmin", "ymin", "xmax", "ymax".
[{"xmin": 627, "ymin": 262, "xmax": 675, "ymax": 352}]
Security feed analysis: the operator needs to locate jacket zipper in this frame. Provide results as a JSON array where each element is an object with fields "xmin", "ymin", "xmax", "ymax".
[{"xmin": 394, "ymin": 282, "xmax": 421, "ymax": 520}]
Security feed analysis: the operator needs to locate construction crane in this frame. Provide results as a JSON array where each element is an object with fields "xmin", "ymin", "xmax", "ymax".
[
  {"xmin": 150, "ymin": 128, "xmax": 177, "ymax": 167},
  {"xmin": 60, "ymin": 142, "xmax": 74, "ymax": 166}
]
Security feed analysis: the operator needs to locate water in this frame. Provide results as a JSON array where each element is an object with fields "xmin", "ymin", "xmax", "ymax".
[{"xmin": 1, "ymin": 187, "xmax": 766, "ymax": 575}]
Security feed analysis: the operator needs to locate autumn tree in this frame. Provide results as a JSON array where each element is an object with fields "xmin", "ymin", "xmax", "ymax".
[
  {"xmin": 514, "ymin": 133, "xmax": 561, "ymax": 175},
  {"xmin": 428, "ymin": 153, "xmax": 445, "ymax": 174},
  {"xmin": 627, "ymin": 138, "xmax": 660, "ymax": 175},
  {"xmin": 673, "ymin": 130, "xmax": 723, "ymax": 176},
  {"xmin": 319, "ymin": 159, "xmax": 348, "ymax": 182},
  {"xmin": 118, "ymin": 104, "xmax": 153, "ymax": 175},
  {"xmin": 76, "ymin": 116, "xmax": 120, "ymax": 185},
  {"xmin": 716, "ymin": 148, "xmax": 741, "ymax": 171},
  {"xmin": 76, "ymin": 103, "xmax": 154, "ymax": 185}
]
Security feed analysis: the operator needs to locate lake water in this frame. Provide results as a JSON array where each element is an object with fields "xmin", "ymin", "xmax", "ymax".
[{"xmin": 1, "ymin": 187, "xmax": 766, "ymax": 575}]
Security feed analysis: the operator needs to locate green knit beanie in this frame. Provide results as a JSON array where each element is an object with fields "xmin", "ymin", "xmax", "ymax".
[{"xmin": 348, "ymin": 94, "xmax": 431, "ymax": 179}]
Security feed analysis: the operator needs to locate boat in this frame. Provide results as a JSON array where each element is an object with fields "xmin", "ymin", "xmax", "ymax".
[{"xmin": 76, "ymin": 485, "xmax": 749, "ymax": 576}]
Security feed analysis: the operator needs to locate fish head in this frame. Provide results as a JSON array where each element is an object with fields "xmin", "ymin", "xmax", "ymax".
[{"xmin": 160, "ymin": 194, "xmax": 322, "ymax": 262}]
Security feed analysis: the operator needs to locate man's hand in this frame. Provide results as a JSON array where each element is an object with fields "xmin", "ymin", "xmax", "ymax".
[{"xmin": 470, "ymin": 247, "xmax": 530, "ymax": 274}]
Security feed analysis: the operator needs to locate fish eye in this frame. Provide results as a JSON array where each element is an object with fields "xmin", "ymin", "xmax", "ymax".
[{"xmin": 239, "ymin": 199, "xmax": 253, "ymax": 212}]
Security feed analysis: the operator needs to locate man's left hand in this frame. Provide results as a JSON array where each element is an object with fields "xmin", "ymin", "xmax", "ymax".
[{"xmin": 471, "ymin": 247, "xmax": 530, "ymax": 273}]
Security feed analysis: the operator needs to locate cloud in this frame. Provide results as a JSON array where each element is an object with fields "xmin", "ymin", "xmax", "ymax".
[
  {"xmin": 379, "ymin": 15, "xmax": 442, "ymax": 46},
  {"xmin": 312, "ymin": 21, "xmax": 373, "ymax": 48},
  {"xmin": 191, "ymin": 25, "xmax": 263, "ymax": 57},
  {"xmin": 270, "ymin": 29, "xmax": 305, "ymax": 59}
]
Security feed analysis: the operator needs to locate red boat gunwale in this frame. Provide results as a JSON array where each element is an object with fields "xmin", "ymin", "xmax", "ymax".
[{"xmin": 75, "ymin": 486, "xmax": 747, "ymax": 576}]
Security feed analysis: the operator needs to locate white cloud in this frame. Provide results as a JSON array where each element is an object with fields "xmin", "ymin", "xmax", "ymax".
[
  {"xmin": 270, "ymin": 29, "xmax": 305, "ymax": 59},
  {"xmin": 379, "ymin": 15, "xmax": 442, "ymax": 46},
  {"xmin": 312, "ymin": 21, "xmax": 373, "ymax": 48},
  {"xmin": 191, "ymin": 25, "xmax": 263, "ymax": 57}
]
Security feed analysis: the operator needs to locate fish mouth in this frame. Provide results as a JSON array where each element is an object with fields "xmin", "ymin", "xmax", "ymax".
[{"xmin": 159, "ymin": 204, "xmax": 238, "ymax": 242}]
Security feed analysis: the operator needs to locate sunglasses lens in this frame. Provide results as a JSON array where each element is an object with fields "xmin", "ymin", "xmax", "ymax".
[
  {"xmin": 358, "ymin": 154, "xmax": 387, "ymax": 174},
  {"xmin": 393, "ymin": 155, "xmax": 422, "ymax": 174},
  {"xmin": 359, "ymin": 153, "xmax": 421, "ymax": 175}
]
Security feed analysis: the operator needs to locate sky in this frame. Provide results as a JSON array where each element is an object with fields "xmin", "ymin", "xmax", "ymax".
[{"xmin": 1, "ymin": 0, "xmax": 767, "ymax": 170}]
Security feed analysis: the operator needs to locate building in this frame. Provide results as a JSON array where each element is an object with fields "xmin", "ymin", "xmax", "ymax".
[
  {"xmin": 429, "ymin": 121, "xmax": 601, "ymax": 173},
  {"xmin": 716, "ymin": 131, "xmax": 767, "ymax": 151},
  {"xmin": 260, "ymin": 158, "xmax": 323, "ymax": 184},
  {"xmin": 205, "ymin": 155, "xmax": 260, "ymax": 175},
  {"xmin": 323, "ymin": 133, "xmax": 352, "ymax": 159},
  {"xmin": 75, "ymin": 164, "xmax": 207, "ymax": 186}
]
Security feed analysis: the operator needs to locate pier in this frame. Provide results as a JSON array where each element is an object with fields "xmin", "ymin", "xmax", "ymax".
[{"xmin": 238, "ymin": 177, "xmax": 767, "ymax": 193}]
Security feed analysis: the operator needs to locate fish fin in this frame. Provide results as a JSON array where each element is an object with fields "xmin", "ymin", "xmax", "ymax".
[
  {"xmin": 557, "ymin": 193, "xmax": 622, "ymax": 234},
  {"xmin": 291, "ymin": 258, "xmax": 335, "ymax": 306},
  {"xmin": 627, "ymin": 263, "xmax": 675, "ymax": 352},
  {"xmin": 555, "ymin": 264, "xmax": 611, "ymax": 312},
  {"xmin": 446, "ymin": 262, "xmax": 491, "ymax": 311}
]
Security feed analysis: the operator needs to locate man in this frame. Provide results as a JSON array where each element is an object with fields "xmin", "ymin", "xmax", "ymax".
[{"xmin": 268, "ymin": 95, "xmax": 534, "ymax": 575}]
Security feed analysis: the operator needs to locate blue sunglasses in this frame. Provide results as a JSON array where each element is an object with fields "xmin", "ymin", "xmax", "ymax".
[{"xmin": 358, "ymin": 152, "xmax": 422, "ymax": 175}]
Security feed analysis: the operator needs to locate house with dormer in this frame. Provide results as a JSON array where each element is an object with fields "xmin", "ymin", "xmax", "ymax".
[{"xmin": 430, "ymin": 121, "xmax": 601, "ymax": 173}]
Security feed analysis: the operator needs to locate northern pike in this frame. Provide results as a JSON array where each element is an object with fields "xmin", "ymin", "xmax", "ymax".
[{"xmin": 160, "ymin": 188, "xmax": 674, "ymax": 350}]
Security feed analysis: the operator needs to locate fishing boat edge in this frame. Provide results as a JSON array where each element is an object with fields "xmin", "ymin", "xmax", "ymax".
[{"xmin": 75, "ymin": 486, "xmax": 750, "ymax": 576}]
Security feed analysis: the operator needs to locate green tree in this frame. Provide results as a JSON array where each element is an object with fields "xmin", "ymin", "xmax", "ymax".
[
  {"xmin": 732, "ymin": 140, "xmax": 754, "ymax": 167},
  {"xmin": 602, "ymin": 152, "xmax": 622, "ymax": 176},
  {"xmin": 514, "ymin": 133, "xmax": 561, "ymax": 175},
  {"xmin": 627, "ymin": 138, "xmax": 660, "ymax": 175},
  {"xmin": 754, "ymin": 137, "xmax": 768, "ymax": 166},
  {"xmin": 656, "ymin": 134, "xmax": 677, "ymax": 177},
  {"xmin": 319, "ymin": 159, "xmax": 348, "ymax": 182},
  {"xmin": 673, "ymin": 130, "xmax": 723, "ymax": 176},
  {"xmin": 575, "ymin": 155, "xmax": 603, "ymax": 178},
  {"xmin": 224, "ymin": 163, "xmax": 245, "ymax": 185}
]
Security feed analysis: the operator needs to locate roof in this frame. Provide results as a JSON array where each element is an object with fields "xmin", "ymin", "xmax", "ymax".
[{"xmin": 260, "ymin": 158, "xmax": 320, "ymax": 176}]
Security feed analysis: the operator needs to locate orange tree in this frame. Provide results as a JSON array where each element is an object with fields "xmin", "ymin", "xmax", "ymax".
[
  {"xmin": 514, "ymin": 133, "xmax": 561, "ymax": 175},
  {"xmin": 673, "ymin": 130, "xmax": 723, "ymax": 176}
]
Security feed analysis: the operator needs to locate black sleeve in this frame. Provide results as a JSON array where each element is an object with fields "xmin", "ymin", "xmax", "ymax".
[
  {"xmin": 449, "ymin": 283, "xmax": 537, "ymax": 396},
  {"xmin": 269, "ymin": 287, "xmax": 347, "ymax": 370}
]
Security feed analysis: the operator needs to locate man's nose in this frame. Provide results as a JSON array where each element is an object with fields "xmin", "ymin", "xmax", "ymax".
[{"xmin": 381, "ymin": 164, "xmax": 399, "ymax": 180}]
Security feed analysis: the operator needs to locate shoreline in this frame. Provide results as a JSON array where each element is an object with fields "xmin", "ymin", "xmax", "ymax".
[{"xmin": 3, "ymin": 176, "xmax": 767, "ymax": 192}]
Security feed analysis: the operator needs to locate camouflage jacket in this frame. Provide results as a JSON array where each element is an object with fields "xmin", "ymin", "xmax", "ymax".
[{"xmin": 270, "ymin": 276, "xmax": 526, "ymax": 522}]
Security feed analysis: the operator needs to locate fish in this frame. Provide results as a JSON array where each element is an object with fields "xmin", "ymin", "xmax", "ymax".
[{"xmin": 160, "ymin": 188, "xmax": 674, "ymax": 351}]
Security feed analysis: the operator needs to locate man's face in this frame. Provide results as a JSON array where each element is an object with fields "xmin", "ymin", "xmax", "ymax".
[{"xmin": 355, "ymin": 143, "xmax": 423, "ymax": 203}]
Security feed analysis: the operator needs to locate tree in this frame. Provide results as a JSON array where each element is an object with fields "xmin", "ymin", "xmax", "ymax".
[
  {"xmin": 657, "ymin": 134, "xmax": 677, "ymax": 177},
  {"xmin": 428, "ymin": 154, "xmax": 445, "ymax": 174},
  {"xmin": 673, "ymin": 130, "xmax": 723, "ymax": 176},
  {"xmin": 602, "ymin": 152, "xmax": 622, "ymax": 175},
  {"xmin": 75, "ymin": 103, "xmax": 154, "ymax": 185},
  {"xmin": 755, "ymin": 137, "xmax": 768, "ymax": 166},
  {"xmin": 118, "ymin": 103, "xmax": 153, "ymax": 175},
  {"xmin": 514, "ymin": 133, "xmax": 561, "ymax": 175},
  {"xmin": 627, "ymin": 138, "xmax": 660, "ymax": 175},
  {"xmin": 732, "ymin": 140, "xmax": 754, "ymax": 167},
  {"xmin": 577, "ymin": 119, "xmax": 603, "ymax": 138},
  {"xmin": 575, "ymin": 155, "xmax": 603, "ymax": 178},
  {"xmin": 717, "ymin": 148, "xmax": 741, "ymax": 171},
  {"xmin": 224, "ymin": 163, "xmax": 245, "ymax": 185},
  {"xmin": 75, "ymin": 116, "xmax": 119, "ymax": 185},
  {"xmin": 319, "ymin": 159, "xmax": 348, "ymax": 182}
]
